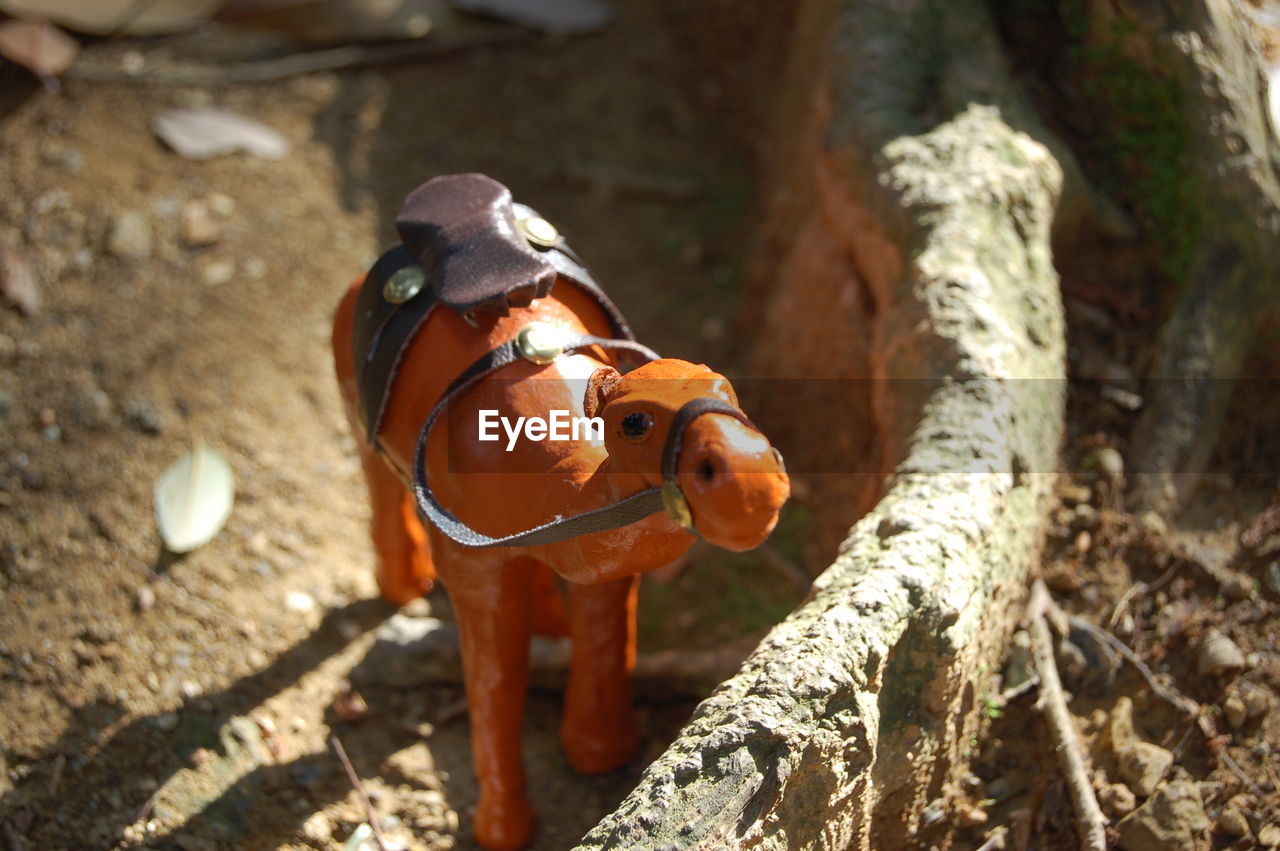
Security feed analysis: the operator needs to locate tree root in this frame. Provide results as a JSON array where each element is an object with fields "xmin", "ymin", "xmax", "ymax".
[
  {"xmin": 1117, "ymin": 0, "xmax": 1280, "ymax": 512},
  {"xmin": 578, "ymin": 1, "xmax": 1068, "ymax": 845}
]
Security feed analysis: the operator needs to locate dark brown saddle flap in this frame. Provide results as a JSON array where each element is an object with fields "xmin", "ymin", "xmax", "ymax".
[{"xmin": 395, "ymin": 173, "xmax": 555, "ymax": 317}]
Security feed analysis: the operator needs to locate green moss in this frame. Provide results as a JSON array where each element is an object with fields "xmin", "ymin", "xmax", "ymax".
[
  {"xmin": 636, "ymin": 503, "xmax": 810, "ymax": 651},
  {"xmin": 1063, "ymin": 4, "xmax": 1202, "ymax": 278}
]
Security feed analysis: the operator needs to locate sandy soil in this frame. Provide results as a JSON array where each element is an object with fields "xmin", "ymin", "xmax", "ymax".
[
  {"xmin": 3, "ymin": 4, "xmax": 1280, "ymax": 851},
  {"xmin": 0, "ymin": 7, "xmax": 804, "ymax": 849}
]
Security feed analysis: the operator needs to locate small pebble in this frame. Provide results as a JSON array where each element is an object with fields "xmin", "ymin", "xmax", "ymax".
[
  {"xmin": 1258, "ymin": 823, "xmax": 1280, "ymax": 846},
  {"xmin": 154, "ymin": 712, "xmax": 179, "ymax": 732},
  {"xmin": 1100, "ymin": 782, "xmax": 1137, "ymax": 818},
  {"xmin": 200, "ymin": 258, "xmax": 235, "ymax": 286},
  {"xmin": 985, "ymin": 777, "xmax": 1012, "ymax": 800},
  {"xmin": 1197, "ymin": 629, "xmax": 1246, "ymax": 678},
  {"xmin": 1223, "ymin": 693, "xmax": 1247, "ymax": 729},
  {"xmin": 71, "ymin": 385, "xmax": 113, "ymax": 429},
  {"xmin": 180, "ymin": 200, "xmax": 221, "ymax": 247},
  {"xmin": 243, "ymin": 256, "xmax": 267, "ymax": 279},
  {"xmin": 284, "ymin": 590, "xmax": 316, "ymax": 613},
  {"xmin": 1059, "ymin": 482, "xmax": 1092, "ymax": 505},
  {"xmin": 1222, "ymin": 573, "xmax": 1255, "ymax": 601},
  {"xmin": 956, "ymin": 803, "xmax": 987, "ymax": 828},
  {"xmin": 135, "ymin": 585, "xmax": 156, "ymax": 611},
  {"xmin": 1264, "ymin": 562, "xmax": 1280, "ymax": 597},
  {"xmin": 107, "ymin": 211, "xmax": 153, "ymax": 261},
  {"xmin": 1240, "ymin": 682, "xmax": 1272, "ymax": 719},
  {"xmin": 1218, "ymin": 808, "xmax": 1251, "ymax": 838},
  {"xmin": 1101, "ymin": 385, "xmax": 1143, "ymax": 411},
  {"xmin": 124, "ymin": 399, "xmax": 165, "ymax": 435},
  {"xmin": 301, "ymin": 813, "xmax": 331, "ymax": 843},
  {"xmin": 1139, "ymin": 510, "xmax": 1167, "ymax": 537},
  {"xmin": 1074, "ymin": 530, "xmax": 1091, "ymax": 554},
  {"xmin": 1084, "ymin": 446, "xmax": 1124, "ymax": 480},
  {"xmin": 207, "ymin": 192, "xmax": 235, "ymax": 216},
  {"xmin": 334, "ymin": 683, "xmax": 369, "ymax": 723}
]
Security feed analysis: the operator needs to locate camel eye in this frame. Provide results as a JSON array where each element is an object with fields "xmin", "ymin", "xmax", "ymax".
[{"xmin": 619, "ymin": 411, "xmax": 653, "ymax": 442}]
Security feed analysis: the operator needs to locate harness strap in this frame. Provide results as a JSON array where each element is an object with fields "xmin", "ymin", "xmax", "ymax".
[
  {"xmin": 409, "ymin": 338, "xmax": 755, "ymax": 549},
  {"xmin": 354, "ymin": 242, "xmax": 635, "ymax": 442}
]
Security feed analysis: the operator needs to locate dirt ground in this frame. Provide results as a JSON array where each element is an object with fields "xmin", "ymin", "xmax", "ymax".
[
  {"xmin": 0, "ymin": 7, "xmax": 806, "ymax": 850},
  {"xmin": 2, "ymin": 4, "xmax": 1280, "ymax": 851}
]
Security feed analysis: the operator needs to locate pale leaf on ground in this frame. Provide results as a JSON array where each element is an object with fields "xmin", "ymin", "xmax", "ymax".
[
  {"xmin": 152, "ymin": 108, "xmax": 291, "ymax": 160},
  {"xmin": 0, "ymin": 20, "xmax": 80, "ymax": 79},
  {"xmin": 447, "ymin": 0, "xmax": 611, "ymax": 35},
  {"xmin": 155, "ymin": 445, "xmax": 235, "ymax": 553},
  {"xmin": 0, "ymin": 0, "xmax": 224, "ymax": 36}
]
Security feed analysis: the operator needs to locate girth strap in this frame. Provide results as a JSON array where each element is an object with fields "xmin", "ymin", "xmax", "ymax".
[{"xmin": 409, "ymin": 339, "xmax": 756, "ymax": 549}]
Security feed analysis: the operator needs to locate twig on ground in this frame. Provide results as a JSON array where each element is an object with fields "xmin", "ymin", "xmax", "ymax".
[
  {"xmin": 65, "ymin": 30, "xmax": 528, "ymax": 85},
  {"xmin": 1066, "ymin": 616, "xmax": 1198, "ymax": 716},
  {"xmin": 1068, "ymin": 609, "xmax": 1276, "ymax": 818},
  {"xmin": 996, "ymin": 673, "xmax": 1040, "ymax": 708},
  {"xmin": 976, "ymin": 825, "xmax": 1009, "ymax": 851},
  {"xmin": 1195, "ymin": 712, "xmax": 1268, "ymax": 804},
  {"xmin": 1026, "ymin": 581, "xmax": 1108, "ymax": 851},
  {"xmin": 47, "ymin": 753, "xmax": 64, "ymax": 796},
  {"xmin": 1106, "ymin": 560, "xmax": 1181, "ymax": 630},
  {"xmin": 330, "ymin": 735, "xmax": 388, "ymax": 851}
]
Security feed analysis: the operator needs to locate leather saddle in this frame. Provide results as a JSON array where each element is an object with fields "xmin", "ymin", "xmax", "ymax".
[{"xmin": 351, "ymin": 173, "xmax": 633, "ymax": 443}]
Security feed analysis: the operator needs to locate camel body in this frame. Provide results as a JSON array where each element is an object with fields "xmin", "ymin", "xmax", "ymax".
[{"xmin": 332, "ymin": 183, "xmax": 788, "ymax": 850}]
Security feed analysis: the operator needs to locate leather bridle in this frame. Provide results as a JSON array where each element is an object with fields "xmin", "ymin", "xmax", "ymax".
[{"xmin": 407, "ymin": 328, "xmax": 759, "ymax": 549}]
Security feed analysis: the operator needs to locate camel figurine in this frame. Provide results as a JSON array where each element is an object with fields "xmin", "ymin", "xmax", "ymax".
[{"xmin": 332, "ymin": 174, "xmax": 789, "ymax": 849}]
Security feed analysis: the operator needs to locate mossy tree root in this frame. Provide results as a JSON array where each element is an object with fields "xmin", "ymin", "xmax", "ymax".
[
  {"xmin": 1121, "ymin": 0, "xmax": 1280, "ymax": 511},
  {"xmin": 577, "ymin": 1, "xmax": 1068, "ymax": 847}
]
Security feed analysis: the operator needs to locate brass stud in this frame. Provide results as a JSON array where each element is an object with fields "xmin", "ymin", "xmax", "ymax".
[
  {"xmin": 516, "ymin": 216, "xmax": 560, "ymax": 248},
  {"xmin": 661, "ymin": 481, "xmax": 695, "ymax": 531},
  {"xmin": 383, "ymin": 265, "xmax": 426, "ymax": 304},
  {"xmin": 515, "ymin": 322, "xmax": 566, "ymax": 365}
]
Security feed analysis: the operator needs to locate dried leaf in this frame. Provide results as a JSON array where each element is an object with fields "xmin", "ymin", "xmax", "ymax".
[
  {"xmin": 0, "ymin": 231, "xmax": 40, "ymax": 315},
  {"xmin": 155, "ymin": 445, "xmax": 235, "ymax": 553},
  {"xmin": 0, "ymin": 0, "xmax": 225, "ymax": 36},
  {"xmin": 448, "ymin": 0, "xmax": 611, "ymax": 35},
  {"xmin": 152, "ymin": 108, "xmax": 291, "ymax": 160},
  {"xmin": 0, "ymin": 20, "xmax": 80, "ymax": 79}
]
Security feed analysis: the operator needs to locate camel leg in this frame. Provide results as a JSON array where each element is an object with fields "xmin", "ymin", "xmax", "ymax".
[
  {"xmin": 561, "ymin": 574, "xmax": 639, "ymax": 774},
  {"xmin": 447, "ymin": 556, "xmax": 536, "ymax": 851},
  {"xmin": 332, "ymin": 282, "xmax": 435, "ymax": 605},
  {"xmin": 358, "ymin": 444, "xmax": 435, "ymax": 605}
]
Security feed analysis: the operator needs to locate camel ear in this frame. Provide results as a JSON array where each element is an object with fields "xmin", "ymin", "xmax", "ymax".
[{"xmin": 583, "ymin": 366, "xmax": 622, "ymax": 420}]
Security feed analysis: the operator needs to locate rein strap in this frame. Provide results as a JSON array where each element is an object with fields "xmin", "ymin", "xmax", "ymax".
[{"xmin": 409, "ymin": 338, "xmax": 754, "ymax": 549}]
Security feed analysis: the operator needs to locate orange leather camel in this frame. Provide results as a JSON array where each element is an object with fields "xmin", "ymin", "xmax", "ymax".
[{"xmin": 331, "ymin": 175, "xmax": 789, "ymax": 850}]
